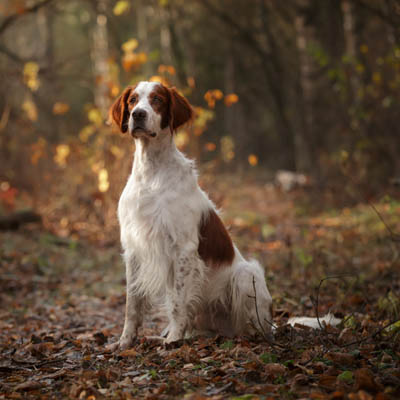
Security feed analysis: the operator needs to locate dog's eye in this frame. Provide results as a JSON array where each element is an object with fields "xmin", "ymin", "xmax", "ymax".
[
  {"xmin": 153, "ymin": 96, "xmax": 162, "ymax": 104},
  {"xmin": 129, "ymin": 96, "xmax": 137, "ymax": 104}
]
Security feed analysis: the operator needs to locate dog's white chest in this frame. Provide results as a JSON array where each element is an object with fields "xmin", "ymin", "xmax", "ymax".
[
  {"xmin": 118, "ymin": 170, "xmax": 202, "ymax": 251},
  {"xmin": 118, "ymin": 178, "xmax": 167, "ymax": 243}
]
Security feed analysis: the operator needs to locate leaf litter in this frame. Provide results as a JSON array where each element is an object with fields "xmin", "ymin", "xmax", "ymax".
[{"xmin": 0, "ymin": 180, "xmax": 399, "ymax": 399}]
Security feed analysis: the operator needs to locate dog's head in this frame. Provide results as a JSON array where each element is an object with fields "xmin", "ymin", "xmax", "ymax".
[{"xmin": 109, "ymin": 81, "xmax": 193, "ymax": 139}]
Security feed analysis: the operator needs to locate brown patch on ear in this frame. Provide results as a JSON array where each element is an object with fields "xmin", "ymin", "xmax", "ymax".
[
  {"xmin": 168, "ymin": 87, "xmax": 193, "ymax": 132},
  {"xmin": 109, "ymin": 86, "xmax": 134, "ymax": 133},
  {"xmin": 198, "ymin": 209, "xmax": 234, "ymax": 268}
]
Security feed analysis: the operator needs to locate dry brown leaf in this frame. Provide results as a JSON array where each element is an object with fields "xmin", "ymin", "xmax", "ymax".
[
  {"xmin": 15, "ymin": 380, "xmax": 42, "ymax": 391},
  {"xmin": 338, "ymin": 328, "xmax": 356, "ymax": 343},
  {"xmin": 330, "ymin": 391, "xmax": 345, "ymax": 399},
  {"xmin": 318, "ymin": 374, "xmax": 337, "ymax": 389},
  {"xmin": 326, "ymin": 352, "xmax": 355, "ymax": 367},
  {"xmin": 291, "ymin": 373, "xmax": 308, "ymax": 386},
  {"xmin": 354, "ymin": 368, "xmax": 383, "ymax": 393},
  {"xmin": 309, "ymin": 391, "xmax": 329, "ymax": 399},
  {"xmin": 119, "ymin": 348, "xmax": 138, "ymax": 357},
  {"xmin": 348, "ymin": 390, "xmax": 373, "ymax": 400},
  {"xmin": 264, "ymin": 363, "xmax": 286, "ymax": 377}
]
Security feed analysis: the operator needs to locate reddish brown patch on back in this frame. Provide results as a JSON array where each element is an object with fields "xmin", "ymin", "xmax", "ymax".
[{"xmin": 198, "ymin": 210, "xmax": 234, "ymax": 268}]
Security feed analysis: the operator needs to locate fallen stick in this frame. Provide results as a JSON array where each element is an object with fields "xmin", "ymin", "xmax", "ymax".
[{"xmin": 0, "ymin": 210, "xmax": 42, "ymax": 230}]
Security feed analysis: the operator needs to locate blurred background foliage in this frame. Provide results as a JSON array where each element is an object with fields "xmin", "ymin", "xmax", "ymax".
[{"xmin": 0, "ymin": 0, "xmax": 399, "ymax": 239}]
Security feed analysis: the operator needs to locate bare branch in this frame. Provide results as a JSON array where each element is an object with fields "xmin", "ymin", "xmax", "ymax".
[
  {"xmin": 196, "ymin": 0, "xmax": 270, "ymax": 62},
  {"xmin": 0, "ymin": 43, "xmax": 25, "ymax": 64},
  {"xmin": 249, "ymin": 276, "xmax": 283, "ymax": 349},
  {"xmin": 341, "ymin": 166, "xmax": 400, "ymax": 243},
  {"xmin": 0, "ymin": 102, "xmax": 11, "ymax": 133},
  {"xmin": 251, "ymin": 276, "xmax": 269, "ymax": 338},
  {"xmin": 0, "ymin": 0, "xmax": 57, "ymax": 37},
  {"xmin": 352, "ymin": 0, "xmax": 399, "ymax": 29},
  {"xmin": 341, "ymin": 319, "xmax": 400, "ymax": 347},
  {"xmin": 312, "ymin": 274, "xmax": 356, "ymax": 330}
]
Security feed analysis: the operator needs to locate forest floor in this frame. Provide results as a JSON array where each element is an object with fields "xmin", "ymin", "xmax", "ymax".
[{"xmin": 0, "ymin": 174, "xmax": 399, "ymax": 399}]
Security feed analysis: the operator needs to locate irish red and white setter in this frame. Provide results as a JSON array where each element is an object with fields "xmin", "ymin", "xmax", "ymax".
[{"xmin": 109, "ymin": 81, "xmax": 273, "ymax": 348}]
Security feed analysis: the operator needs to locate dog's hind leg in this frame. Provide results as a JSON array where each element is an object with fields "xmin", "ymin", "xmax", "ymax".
[{"xmin": 164, "ymin": 252, "xmax": 205, "ymax": 343}]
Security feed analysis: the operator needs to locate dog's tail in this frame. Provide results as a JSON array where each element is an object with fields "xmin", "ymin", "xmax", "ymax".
[
  {"xmin": 229, "ymin": 254, "xmax": 341, "ymax": 333},
  {"xmin": 288, "ymin": 313, "xmax": 341, "ymax": 329},
  {"xmin": 230, "ymin": 258, "xmax": 273, "ymax": 335}
]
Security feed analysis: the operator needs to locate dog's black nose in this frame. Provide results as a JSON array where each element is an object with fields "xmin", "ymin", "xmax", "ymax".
[{"xmin": 132, "ymin": 108, "xmax": 147, "ymax": 121}]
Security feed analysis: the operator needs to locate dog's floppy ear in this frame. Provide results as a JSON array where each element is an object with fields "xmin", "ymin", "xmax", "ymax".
[
  {"xmin": 168, "ymin": 87, "xmax": 193, "ymax": 132},
  {"xmin": 109, "ymin": 86, "xmax": 133, "ymax": 133}
]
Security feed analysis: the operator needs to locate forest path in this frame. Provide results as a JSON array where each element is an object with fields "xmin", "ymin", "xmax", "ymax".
[{"xmin": 1, "ymin": 180, "xmax": 399, "ymax": 399}]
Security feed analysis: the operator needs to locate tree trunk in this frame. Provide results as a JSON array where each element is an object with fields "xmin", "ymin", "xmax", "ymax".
[
  {"xmin": 383, "ymin": 0, "xmax": 400, "ymax": 45},
  {"xmin": 294, "ymin": 9, "xmax": 314, "ymax": 172},
  {"xmin": 160, "ymin": 7, "xmax": 172, "ymax": 67},
  {"xmin": 137, "ymin": 0, "xmax": 151, "ymax": 77},
  {"xmin": 36, "ymin": 5, "xmax": 60, "ymax": 140},
  {"xmin": 341, "ymin": 0, "xmax": 360, "ymax": 100},
  {"xmin": 91, "ymin": 0, "xmax": 110, "ymax": 117},
  {"xmin": 258, "ymin": 0, "xmax": 296, "ymax": 170},
  {"xmin": 224, "ymin": 43, "xmax": 235, "ymax": 139},
  {"xmin": 200, "ymin": 0, "xmax": 297, "ymax": 170}
]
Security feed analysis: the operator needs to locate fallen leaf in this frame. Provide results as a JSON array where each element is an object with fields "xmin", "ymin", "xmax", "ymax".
[
  {"xmin": 318, "ymin": 374, "xmax": 337, "ymax": 389},
  {"xmin": 337, "ymin": 370, "xmax": 353, "ymax": 383},
  {"xmin": 264, "ymin": 363, "xmax": 286, "ymax": 378},
  {"xmin": 119, "ymin": 348, "xmax": 138, "ymax": 357},
  {"xmin": 310, "ymin": 391, "xmax": 328, "ymax": 399},
  {"xmin": 15, "ymin": 380, "xmax": 42, "ymax": 391},
  {"xmin": 354, "ymin": 368, "xmax": 383, "ymax": 392},
  {"xmin": 326, "ymin": 352, "xmax": 355, "ymax": 367}
]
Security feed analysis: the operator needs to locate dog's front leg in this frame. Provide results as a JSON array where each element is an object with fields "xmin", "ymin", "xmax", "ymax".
[
  {"xmin": 164, "ymin": 253, "xmax": 203, "ymax": 343},
  {"xmin": 118, "ymin": 254, "xmax": 144, "ymax": 350}
]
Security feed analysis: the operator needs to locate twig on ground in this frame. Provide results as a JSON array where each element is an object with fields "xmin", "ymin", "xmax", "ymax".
[
  {"xmin": 249, "ymin": 276, "xmax": 283, "ymax": 348},
  {"xmin": 341, "ymin": 319, "xmax": 400, "ymax": 348},
  {"xmin": 312, "ymin": 274, "xmax": 356, "ymax": 331},
  {"xmin": 312, "ymin": 274, "xmax": 399, "ymax": 348},
  {"xmin": 341, "ymin": 166, "xmax": 400, "ymax": 243},
  {"xmin": 0, "ymin": 210, "xmax": 42, "ymax": 230},
  {"xmin": 340, "ymin": 312, "xmax": 356, "ymax": 328}
]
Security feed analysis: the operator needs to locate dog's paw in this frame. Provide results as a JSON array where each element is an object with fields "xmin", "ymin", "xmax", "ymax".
[
  {"xmin": 163, "ymin": 337, "xmax": 184, "ymax": 349},
  {"xmin": 160, "ymin": 326, "xmax": 169, "ymax": 338},
  {"xmin": 119, "ymin": 334, "xmax": 136, "ymax": 350},
  {"xmin": 106, "ymin": 334, "xmax": 136, "ymax": 352},
  {"xmin": 164, "ymin": 330, "xmax": 184, "ymax": 345},
  {"xmin": 106, "ymin": 341, "xmax": 121, "ymax": 352}
]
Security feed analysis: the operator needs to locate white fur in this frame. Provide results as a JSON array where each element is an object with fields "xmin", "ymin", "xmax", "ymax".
[
  {"xmin": 288, "ymin": 313, "xmax": 341, "ymax": 329},
  {"xmin": 127, "ymin": 81, "xmax": 161, "ymax": 135},
  {"xmin": 116, "ymin": 82, "xmax": 273, "ymax": 348}
]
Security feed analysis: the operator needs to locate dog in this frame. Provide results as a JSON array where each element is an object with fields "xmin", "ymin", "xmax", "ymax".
[{"xmin": 109, "ymin": 81, "xmax": 273, "ymax": 348}]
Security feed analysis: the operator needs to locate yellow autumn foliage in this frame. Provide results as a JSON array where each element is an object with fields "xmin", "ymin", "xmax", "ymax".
[
  {"xmin": 22, "ymin": 99, "xmax": 38, "ymax": 121},
  {"xmin": 224, "ymin": 93, "xmax": 239, "ymax": 107},
  {"xmin": 204, "ymin": 89, "xmax": 223, "ymax": 108},
  {"xmin": 23, "ymin": 61, "xmax": 40, "ymax": 91},
  {"xmin": 113, "ymin": 0, "xmax": 130, "ymax": 16},
  {"xmin": 121, "ymin": 39, "xmax": 139, "ymax": 53},
  {"xmin": 54, "ymin": 144, "xmax": 70, "ymax": 167},
  {"xmin": 98, "ymin": 168, "xmax": 109, "ymax": 192},
  {"xmin": 52, "ymin": 102, "xmax": 70, "ymax": 115},
  {"xmin": 248, "ymin": 154, "xmax": 258, "ymax": 166}
]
